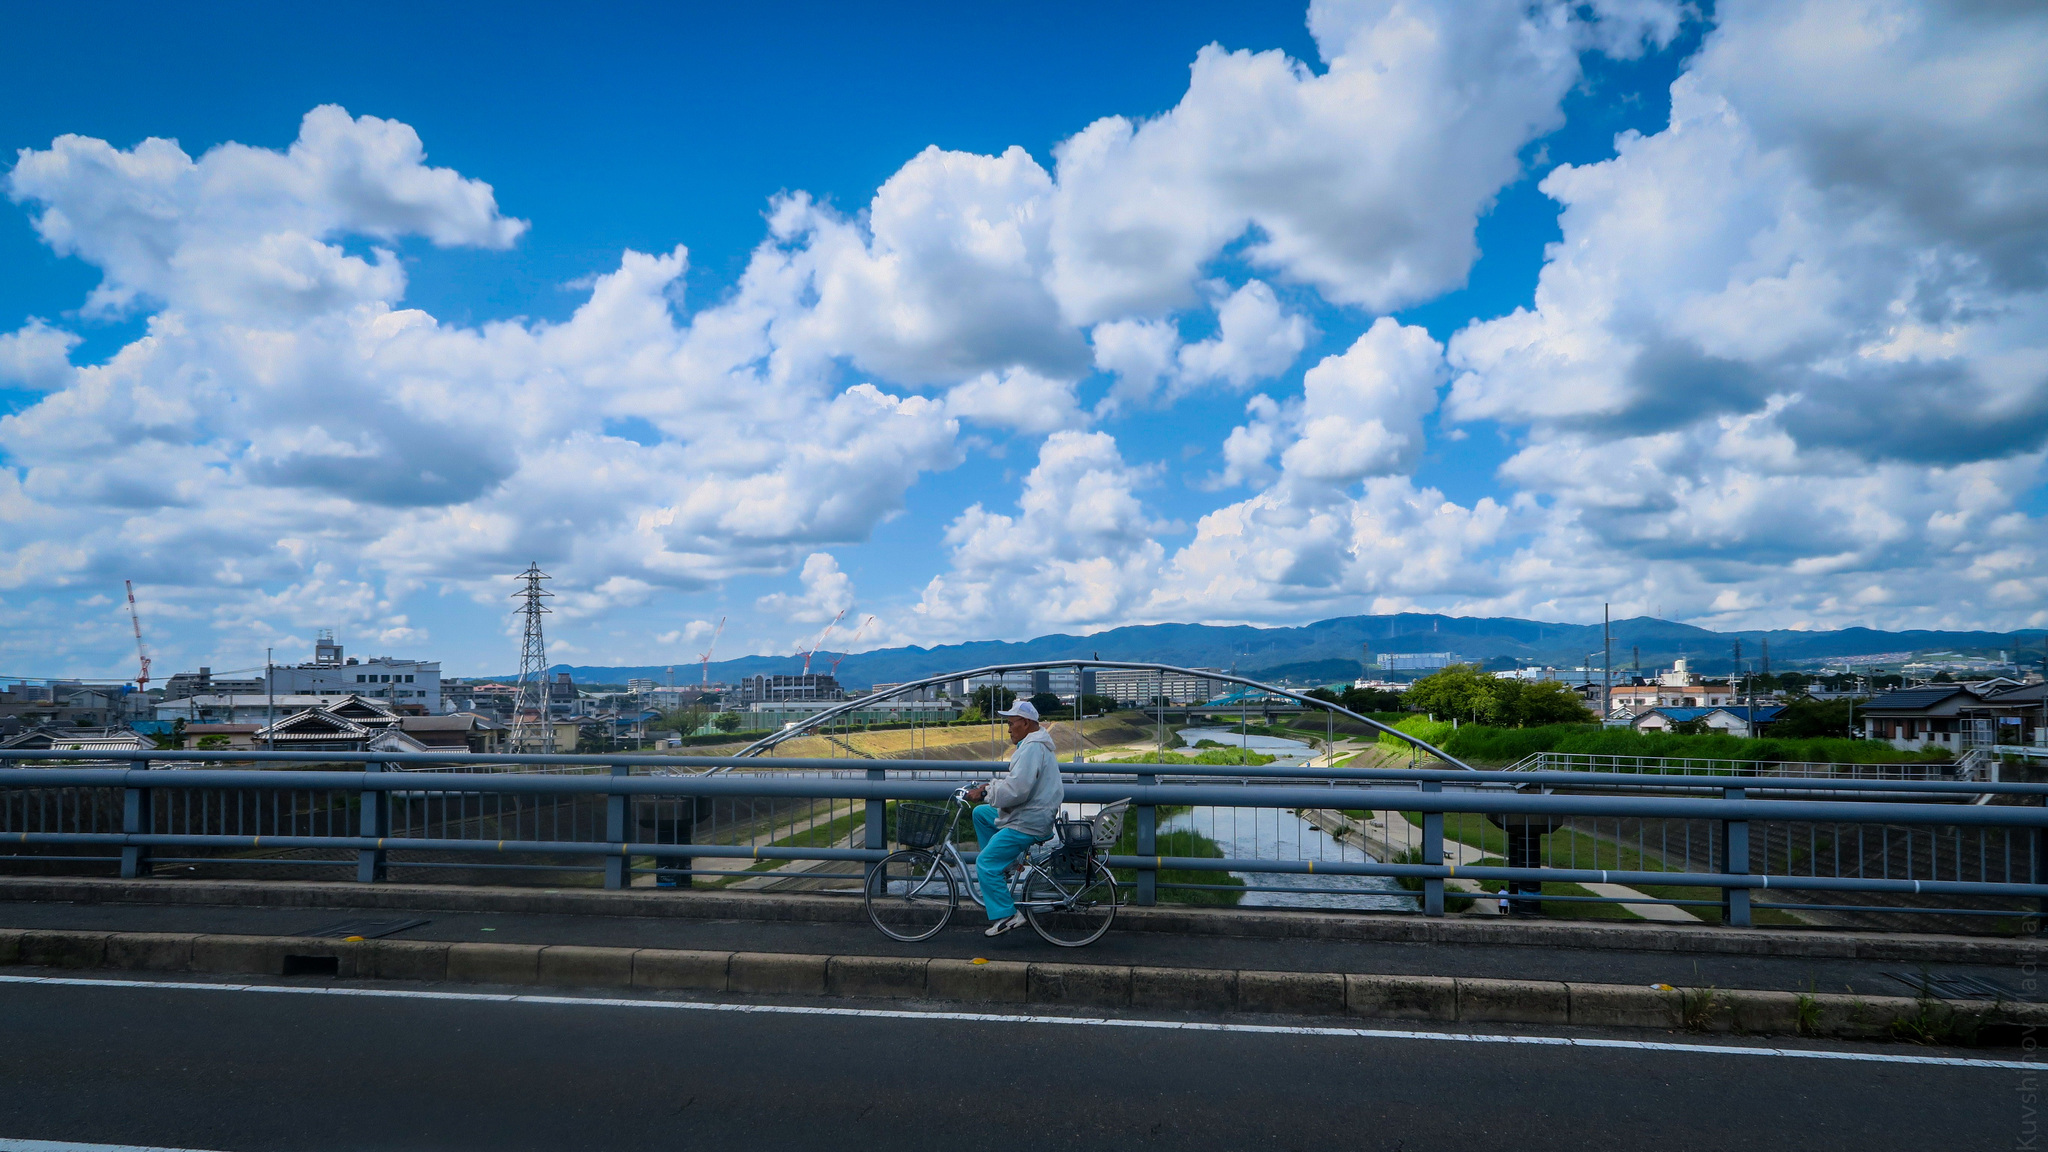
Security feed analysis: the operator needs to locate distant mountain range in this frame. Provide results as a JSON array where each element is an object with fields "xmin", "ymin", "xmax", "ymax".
[{"xmin": 482, "ymin": 613, "xmax": 2048, "ymax": 688}]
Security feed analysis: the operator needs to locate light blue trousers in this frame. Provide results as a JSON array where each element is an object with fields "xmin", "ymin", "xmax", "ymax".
[{"xmin": 972, "ymin": 804, "xmax": 1036, "ymax": 921}]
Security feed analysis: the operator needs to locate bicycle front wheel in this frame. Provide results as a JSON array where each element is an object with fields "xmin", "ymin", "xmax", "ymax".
[
  {"xmin": 864, "ymin": 849, "xmax": 958, "ymax": 942},
  {"xmin": 1022, "ymin": 858, "xmax": 1118, "ymax": 947}
]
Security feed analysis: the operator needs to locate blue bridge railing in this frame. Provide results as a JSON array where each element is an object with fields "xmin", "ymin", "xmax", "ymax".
[{"xmin": 1, "ymin": 749, "xmax": 2043, "ymax": 930}]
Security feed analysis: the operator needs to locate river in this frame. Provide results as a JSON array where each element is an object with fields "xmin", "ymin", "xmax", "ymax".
[{"xmin": 1165, "ymin": 727, "xmax": 1411, "ymax": 911}]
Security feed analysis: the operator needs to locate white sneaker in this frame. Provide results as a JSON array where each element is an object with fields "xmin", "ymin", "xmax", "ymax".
[{"xmin": 984, "ymin": 912, "xmax": 1028, "ymax": 937}]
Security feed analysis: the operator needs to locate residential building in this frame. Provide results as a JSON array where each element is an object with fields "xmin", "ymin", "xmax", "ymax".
[
  {"xmin": 264, "ymin": 633, "xmax": 441, "ymax": 712},
  {"xmin": 163, "ymin": 668, "xmax": 264, "ymax": 701},
  {"xmin": 252, "ymin": 705, "xmax": 428, "ymax": 754},
  {"xmin": 1378, "ymin": 652, "xmax": 1456, "ymax": 671},
  {"xmin": 445, "ymin": 682, "xmax": 520, "ymax": 720},
  {"xmin": 178, "ymin": 724, "xmax": 261, "ymax": 750},
  {"xmin": 157, "ymin": 693, "xmax": 425, "ymax": 725},
  {"xmin": 391, "ymin": 712, "xmax": 507, "ymax": 753},
  {"xmin": 1862, "ymin": 684, "xmax": 2048, "ymax": 751},
  {"xmin": 1497, "ymin": 666, "xmax": 1614, "ymax": 687},
  {"xmin": 1609, "ymin": 679, "xmax": 1742, "ymax": 712},
  {"xmin": 736, "ymin": 673, "xmax": 844, "ymax": 705},
  {"xmin": 0, "ymin": 684, "xmax": 148, "ymax": 728},
  {"xmin": 1630, "ymin": 705, "xmax": 1784, "ymax": 738},
  {"xmin": 0, "ymin": 726, "xmax": 154, "ymax": 754},
  {"xmin": 742, "ymin": 697, "xmax": 961, "ymax": 729},
  {"xmin": 1089, "ymin": 667, "xmax": 1228, "ymax": 706}
]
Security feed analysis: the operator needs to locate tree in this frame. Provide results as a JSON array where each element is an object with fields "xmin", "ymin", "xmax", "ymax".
[
  {"xmin": 1079, "ymin": 694, "xmax": 1117, "ymax": 716},
  {"xmin": 971, "ymin": 685, "xmax": 1015, "ymax": 715},
  {"xmin": 1770, "ymin": 696, "xmax": 1855, "ymax": 739},
  {"xmin": 1403, "ymin": 665, "xmax": 1595, "ymax": 728},
  {"xmin": 1304, "ymin": 687, "xmax": 1341, "ymax": 706},
  {"xmin": 1340, "ymin": 685, "xmax": 1404, "ymax": 714},
  {"xmin": 1029, "ymin": 692, "xmax": 1064, "ymax": 718},
  {"xmin": 1517, "ymin": 680, "xmax": 1599, "ymax": 726},
  {"xmin": 713, "ymin": 711, "xmax": 742, "ymax": 732},
  {"xmin": 1402, "ymin": 665, "xmax": 1494, "ymax": 722}
]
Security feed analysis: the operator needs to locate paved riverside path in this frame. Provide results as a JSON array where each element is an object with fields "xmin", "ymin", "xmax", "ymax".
[
  {"xmin": 0, "ymin": 974, "xmax": 2012, "ymax": 1151},
  {"xmin": 0, "ymin": 895, "xmax": 2032, "ymax": 1001}
]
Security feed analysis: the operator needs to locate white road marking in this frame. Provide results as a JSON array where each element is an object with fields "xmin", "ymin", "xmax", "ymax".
[
  {"xmin": 1, "ymin": 1141, "xmax": 230, "ymax": 1152},
  {"xmin": 0, "ymin": 972, "xmax": 2032, "ymax": 1071}
]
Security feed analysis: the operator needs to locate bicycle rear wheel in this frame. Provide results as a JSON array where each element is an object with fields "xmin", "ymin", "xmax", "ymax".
[
  {"xmin": 864, "ymin": 849, "xmax": 957, "ymax": 942},
  {"xmin": 1022, "ymin": 858, "xmax": 1118, "ymax": 947}
]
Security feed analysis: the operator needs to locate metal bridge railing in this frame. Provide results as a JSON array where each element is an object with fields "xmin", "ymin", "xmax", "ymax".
[
  {"xmin": 2, "ymin": 749, "xmax": 2045, "ymax": 931},
  {"xmin": 1508, "ymin": 751, "xmax": 1962, "ymax": 782}
]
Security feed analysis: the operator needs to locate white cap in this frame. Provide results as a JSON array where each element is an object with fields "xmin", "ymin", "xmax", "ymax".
[{"xmin": 996, "ymin": 699, "xmax": 1039, "ymax": 722}]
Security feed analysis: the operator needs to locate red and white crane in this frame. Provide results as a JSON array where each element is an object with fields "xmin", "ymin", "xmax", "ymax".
[
  {"xmin": 799, "ymin": 609, "xmax": 846, "ymax": 676},
  {"xmin": 827, "ymin": 615, "xmax": 876, "ymax": 678},
  {"xmin": 124, "ymin": 580, "xmax": 151, "ymax": 692},
  {"xmin": 697, "ymin": 616, "xmax": 726, "ymax": 686}
]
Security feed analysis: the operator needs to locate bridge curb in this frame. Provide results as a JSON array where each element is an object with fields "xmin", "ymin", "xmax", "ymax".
[
  {"xmin": 7, "ymin": 925, "xmax": 2031, "ymax": 1043},
  {"xmin": 2, "ymin": 876, "xmax": 2037, "ymax": 966}
]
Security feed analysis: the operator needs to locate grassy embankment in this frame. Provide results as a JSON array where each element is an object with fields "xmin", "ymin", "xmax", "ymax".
[
  {"xmin": 714, "ymin": 712, "xmax": 1160, "ymax": 762},
  {"xmin": 1345, "ymin": 716, "xmax": 1951, "ymax": 769},
  {"xmin": 1372, "ymin": 809, "xmax": 1804, "ymax": 925}
]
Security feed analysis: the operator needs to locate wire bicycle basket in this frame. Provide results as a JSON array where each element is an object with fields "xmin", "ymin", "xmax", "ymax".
[{"xmin": 893, "ymin": 801, "xmax": 951, "ymax": 850}]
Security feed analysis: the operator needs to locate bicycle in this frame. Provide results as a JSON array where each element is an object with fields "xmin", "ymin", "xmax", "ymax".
[{"xmin": 862, "ymin": 787, "xmax": 1128, "ymax": 947}]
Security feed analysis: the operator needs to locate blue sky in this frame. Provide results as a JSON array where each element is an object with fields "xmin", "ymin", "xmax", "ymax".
[{"xmin": 2, "ymin": 0, "xmax": 2044, "ymax": 680}]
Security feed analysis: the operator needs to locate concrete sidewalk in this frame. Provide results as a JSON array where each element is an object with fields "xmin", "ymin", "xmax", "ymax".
[{"xmin": 0, "ymin": 876, "xmax": 2036, "ymax": 1002}]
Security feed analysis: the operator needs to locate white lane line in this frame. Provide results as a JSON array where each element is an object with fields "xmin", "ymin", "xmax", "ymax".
[
  {"xmin": 1, "ymin": 1141, "xmax": 230, "ymax": 1152},
  {"xmin": 0, "ymin": 973, "xmax": 2033, "ymax": 1071}
]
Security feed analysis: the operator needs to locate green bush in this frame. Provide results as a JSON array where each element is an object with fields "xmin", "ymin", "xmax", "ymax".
[
  {"xmin": 1104, "ymin": 747, "xmax": 1278, "ymax": 767},
  {"xmin": 1376, "ymin": 715, "xmax": 1454, "ymax": 755},
  {"xmin": 1414, "ymin": 721, "xmax": 1949, "ymax": 766},
  {"xmin": 1104, "ymin": 808, "xmax": 1245, "ymax": 905},
  {"xmin": 1439, "ymin": 723, "xmax": 1601, "ymax": 764}
]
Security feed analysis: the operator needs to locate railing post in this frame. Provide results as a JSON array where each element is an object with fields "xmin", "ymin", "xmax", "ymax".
[
  {"xmin": 1136, "ymin": 773, "xmax": 1157, "ymax": 907},
  {"xmin": 356, "ymin": 760, "xmax": 388, "ymax": 883},
  {"xmin": 120, "ymin": 761, "xmax": 152, "ymax": 880},
  {"xmin": 1721, "ymin": 786, "xmax": 1751, "ymax": 927},
  {"xmin": 2033, "ymin": 826, "xmax": 2048, "ymax": 933},
  {"xmin": 865, "ymin": 767, "xmax": 885, "ymax": 858},
  {"xmin": 604, "ymin": 764, "xmax": 629, "ymax": 890},
  {"xmin": 1421, "ymin": 779, "xmax": 1445, "ymax": 916},
  {"xmin": 657, "ymin": 796, "xmax": 698, "ymax": 889}
]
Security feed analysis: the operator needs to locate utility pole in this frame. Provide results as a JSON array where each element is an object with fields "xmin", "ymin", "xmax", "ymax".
[
  {"xmin": 1602, "ymin": 604, "xmax": 1612, "ymax": 723},
  {"xmin": 510, "ymin": 563, "xmax": 556, "ymax": 754},
  {"xmin": 266, "ymin": 646, "xmax": 274, "ymax": 749}
]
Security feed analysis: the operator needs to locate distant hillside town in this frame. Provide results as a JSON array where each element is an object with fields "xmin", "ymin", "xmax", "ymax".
[{"xmin": 2, "ymin": 610, "xmax": 2042, "ymax": 758}]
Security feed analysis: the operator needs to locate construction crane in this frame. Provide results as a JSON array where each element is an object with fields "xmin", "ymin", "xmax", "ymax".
[
  {"xmin": 123, "ymin": 580, "xmax": 151, "ymax": 692},
  {"xmin": 799, "ymin": 609, "xmax": 846, "ymax": 676},
  {"xmin": 827, "ymin": 615, "xmax": 876, "ymax": 678},
  {"xmin": 697, "ymin": 617, "xmax": 726, "ymax": 685}
]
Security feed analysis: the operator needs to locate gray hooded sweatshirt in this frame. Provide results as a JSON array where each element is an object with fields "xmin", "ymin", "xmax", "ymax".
[{"xmin": 985, "ymin": 727, "xmax": 1065, "ymax": 839}]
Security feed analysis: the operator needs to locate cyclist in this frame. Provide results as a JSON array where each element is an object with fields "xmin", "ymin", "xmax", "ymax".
[{"xmin": 962, "ymin": 698, "xmax": 1065, "ymax": 937}]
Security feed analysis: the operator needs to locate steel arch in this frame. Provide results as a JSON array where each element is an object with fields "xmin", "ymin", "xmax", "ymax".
[{"xmin": 725, "ymin": 659, "xmax": 1473, "ymax": 771}]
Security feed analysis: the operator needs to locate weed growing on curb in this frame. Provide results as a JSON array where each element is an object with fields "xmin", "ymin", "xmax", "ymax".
[
  {"xmin": 1794, "ymin": 990, "xmax": 1821, "ymax": 1037},
  {"xmin": 1680, "ymin": 986, "xmax": 1724, "ymax": 1031}
]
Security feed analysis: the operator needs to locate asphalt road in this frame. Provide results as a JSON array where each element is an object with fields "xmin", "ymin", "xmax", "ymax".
[
  {"xmin": 0, "ymin": 898, "xmax": 2029, "ymax": 1000},
  {"xmin": 0, "ymin": 975, "xmax": 2019, "ymax": 1152}
]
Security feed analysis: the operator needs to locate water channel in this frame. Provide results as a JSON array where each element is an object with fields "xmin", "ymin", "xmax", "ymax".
[{"xmin": 1167, "ymin": 727, "xmax": 1412, "ymax": 912}]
